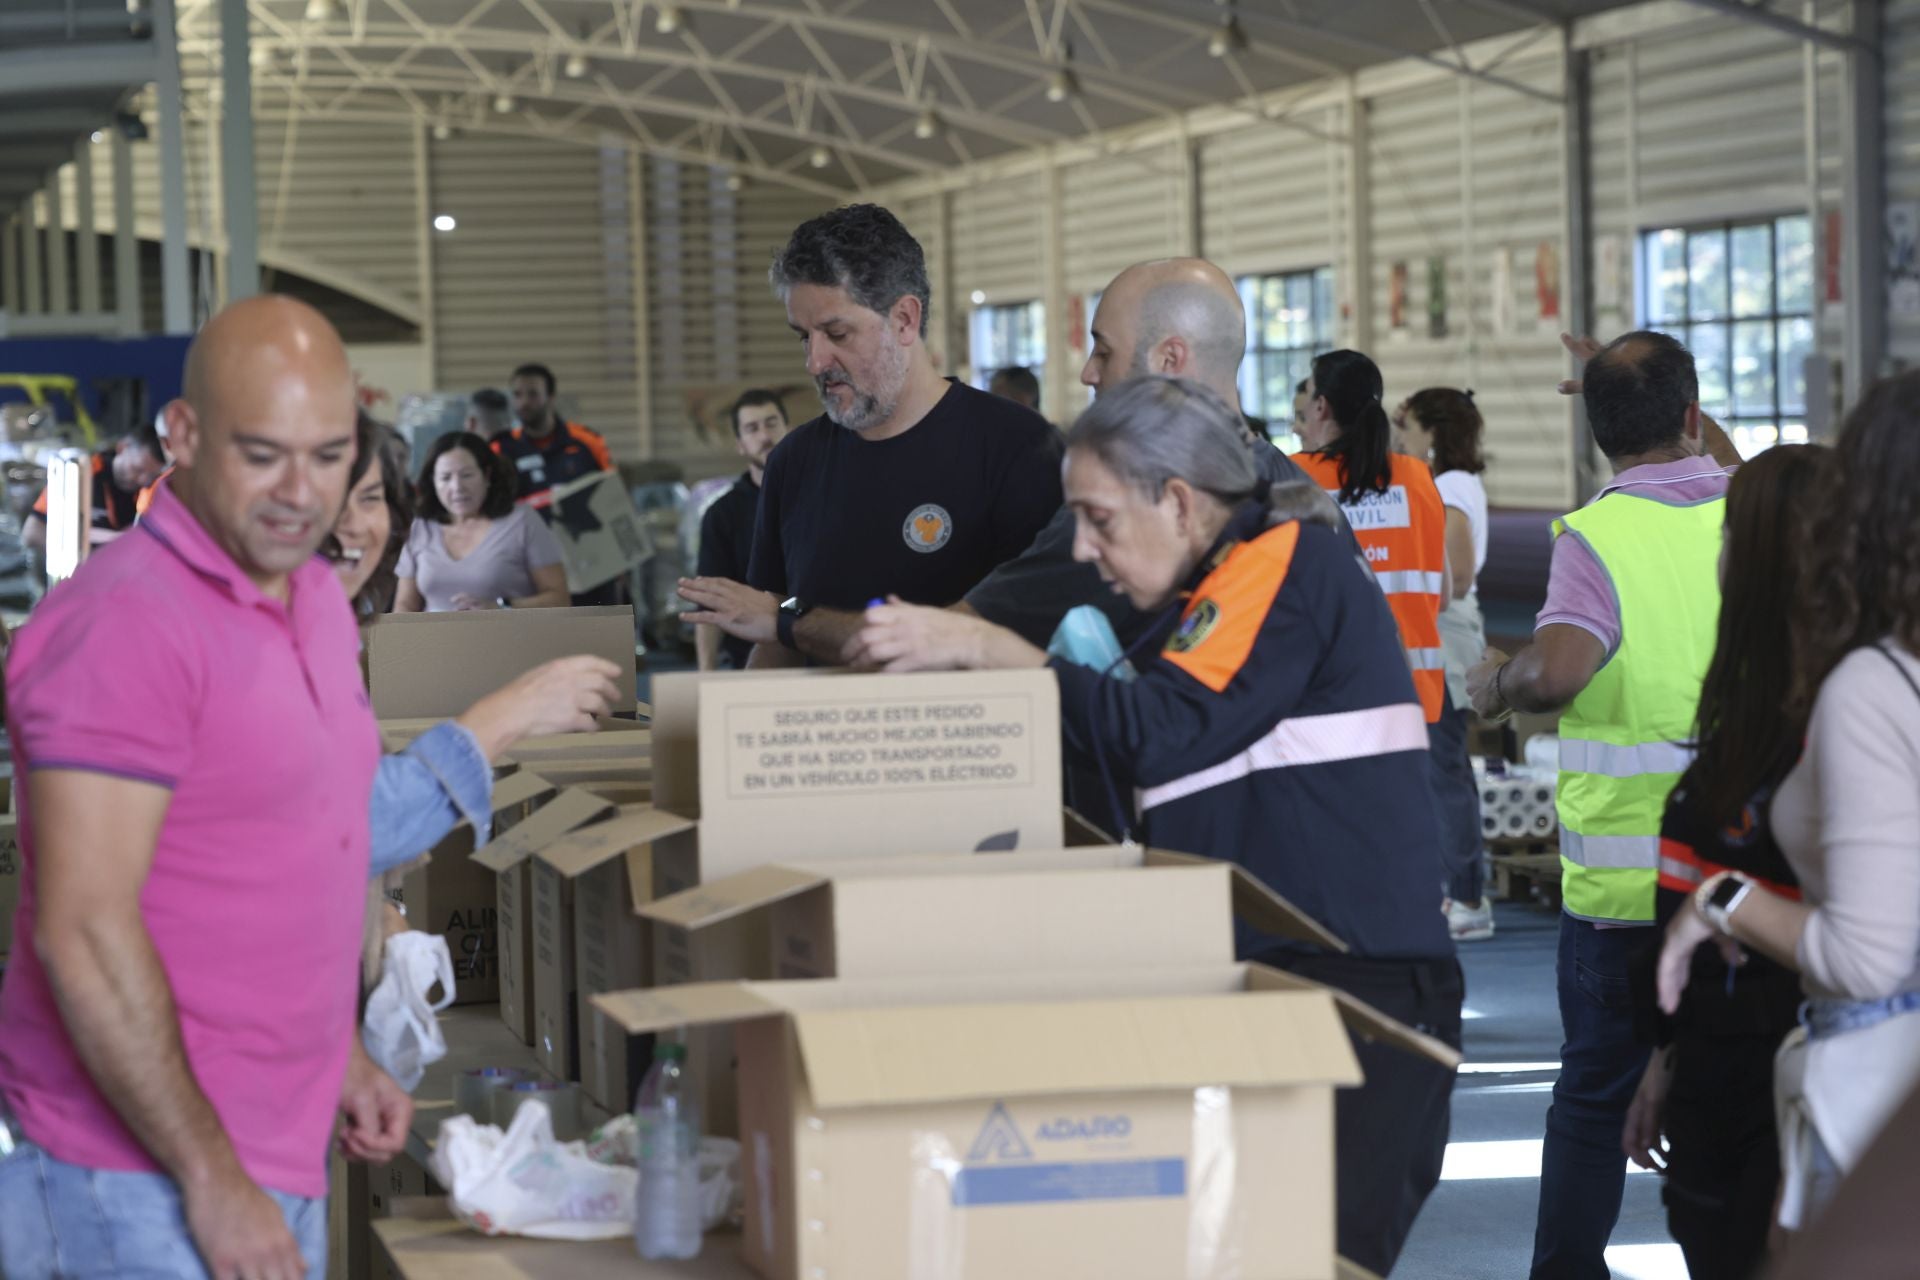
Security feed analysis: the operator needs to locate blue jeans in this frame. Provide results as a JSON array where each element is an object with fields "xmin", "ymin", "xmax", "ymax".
[
  {"xmin": 1429, "ymin": 688, "xmax": 1486, "ymax": 904},
  {"xmin": 1530, "ymin": 914, "xmax": 1653, "ymax": 1280},
  {"xmin": 0, "ymin": 1141, "xmax": 327, "ymax": 1279}
]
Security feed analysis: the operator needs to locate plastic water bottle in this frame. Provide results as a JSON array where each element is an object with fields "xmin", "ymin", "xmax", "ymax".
[{"xmin": 634, "ymin": 1041, "xmax": 703, "ymax": 1260}]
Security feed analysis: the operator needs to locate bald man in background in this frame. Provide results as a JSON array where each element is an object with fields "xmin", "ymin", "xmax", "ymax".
[
  {"xmin": 960, "ymin": 257, "xmax": 1342, "ymax": 648},
  {"xmin": 0, "ymin": 296, "xmax": 404, "ymax": 1280}
]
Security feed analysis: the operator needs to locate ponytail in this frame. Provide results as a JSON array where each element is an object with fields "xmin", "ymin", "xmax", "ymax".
[{"xmin": 1311, "ymin": 349, "xmax": 1394, "ymax": 505}]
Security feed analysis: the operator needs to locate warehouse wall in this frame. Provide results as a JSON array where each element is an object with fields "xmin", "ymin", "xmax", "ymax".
[{"xmin": 1890, "ymin": 0, "xmax": 1920, "ymax": 365}]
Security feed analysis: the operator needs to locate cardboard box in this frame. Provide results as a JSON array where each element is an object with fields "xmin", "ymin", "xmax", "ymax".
[
  {"xmin": 597, "ymin": 965, "xmax": 1365, "ymax": 1280},
  {"xmin": 365, "ymin": 606, "xmax": 638, "ymax": 719},
  {"xmin": 473, "ymin": 787, "xmax": 617, "ymax": 1045},
  {"xmin": 644, "ymin": 845, "xmax": 1347, "ymax": 986},
  {"xmin": 386, "ymin": 772, "xmax": 571, "ymax": 1006},
  {"xmin": 647, "ymin": 669, "xmax": 1066, "ymax": 889},
  {"xmin": 545, "ymin": 469, "xmax": 654, "ymax": 593},
  {"xmin": 0, "ymin": 814, "xmax": 19, "ymax": 966},
  {"xmin": 526, "ymin": 806, "xmax": 675, "ymax": 1112}
]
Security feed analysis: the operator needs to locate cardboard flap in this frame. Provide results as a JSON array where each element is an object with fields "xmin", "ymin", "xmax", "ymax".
[
  {"xmin": 790, "ymin": 988, "xmax": 1362, "ymax": 1110},
  {"xmin": 591, "ymin": 981, "xmax": 788, "ymax": 1035},
  {"xmin": 1143, "ymin": 849, "xmax": 1349, "ymax": 954},
  {"xmin": 490, "ymin": 770, "xmax": 558, "ymax": 812},
  {"xmin": 503, "ymin": 730, "xmax": 653, "ymax": 763},
  {"xmin": 1247, "ymin": 964, "xmax": 1463, "ymax": 1070},
  {"xmin": 471, "ymin": 789, "xmax": 616, "ymax": 872},
  {"xmin": 640, "ymin": 863, "xmax": 832, "ymax": 930},
  {"xmin": 536, "ymin": 805, "xmax": 696, "ymax": 878}
]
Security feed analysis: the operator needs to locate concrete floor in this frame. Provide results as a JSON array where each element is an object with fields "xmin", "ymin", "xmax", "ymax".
[{"xmin": 1395, "ymin": 902, "xmax": 1686, "ymax": 1280}]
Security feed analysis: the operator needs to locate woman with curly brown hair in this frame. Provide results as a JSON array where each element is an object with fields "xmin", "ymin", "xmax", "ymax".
[
  {"xmin": 1657, "ymin": 370, "xmax": 1920, "ymax": 1234},
  {"xmin": 326, "ymin": 410, "xmax": 413, "ymax": 618}
]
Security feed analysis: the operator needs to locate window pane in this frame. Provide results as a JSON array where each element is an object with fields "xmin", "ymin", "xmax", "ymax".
[
  {"xmin": 1778, "ymin": 317, "xmax": 1814, "ymax": 416},
  {"xmin": 1238, "ymin": 278, "xmax": 1260, "ymax": 348},
  {"xmin": 1731, "ymin": 224, "xmax": 1773, "ymax": 319},
  {"xmin": 1780, "ymin": 422, "xmax": 1809, "ymax": 445},
  {"xmin": 1263, "ymin": 352, "xmax": 1294, "ymax": 424},
  {"xmin": 1689, "ymin": 229, "xmax": 1730, "ymax": 320},
  {"xmin": 1314, "ymin": 268, "xmax": 1337, "ymax": 345},
  {"xmin": 1647, "ymin": 229, "xmax": 1688, "ymax": 323},
  {"xmin": 1732, "ymin": 319, "xmax": 1774, "ymax": 417},
  {"xmin": 1777, "ymin": 216, "xmax": 1813, "ymax": 314},
  {"xmin": 1284, "ymin": 273, "xmax": 1313, "ymax": 348},
  {"xmin": 1261, "ymin": 277, "xmax": 1288, "ymax": 349},
  {"xmin": 1691, "ymin": 323, "xmax": 1731, "ymax": 419}
]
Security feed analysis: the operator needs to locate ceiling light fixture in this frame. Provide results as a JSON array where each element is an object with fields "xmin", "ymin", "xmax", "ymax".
[
  {"xmin": 303, "ymin": 0, "xmax": 342, "ymax": 22},
  {"xmin": 433, "ymin": 214, "xmax": 457, "ymax": 232},
  {"xmin": 655, "ymin": 5, "xmax": 683, "ymax": 34},
  {"xmin": 90, "ymin": 130, "xmax": 104, "ymax": 144},
  {"xmin": 914, "ymin": 108, "xmax": 940, "ymax": 140},
  {"xmin": 493, "ymin": 91, "xmax": 516, "ymax": 113},
  {"xmin": 432, "ymin": 122, "xmax": 453, "ymax": 141},
  {"xmin": 564, "ymin": 50, "xmax": 590, "ymax": 79},
  {"xmin": 1208, "ymin": 16, "xmax": 1245, "ymax": 58},
  {"xmin": 1046, "ymin": 66, "xmax": 1077, "ymax": 103},
  {"xmin": 725, "ymin": 171, "xmax": 745, "ymax": 193},
  {"xmin": 970, "ymin": 290, "xmax": 987, "ymax": 306},
  {"xmin": 808, "ymin": 145, "xmax": 832, "ymax": 169}
]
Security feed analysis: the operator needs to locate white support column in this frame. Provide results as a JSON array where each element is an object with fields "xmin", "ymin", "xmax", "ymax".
[
  {"xmin": 22, "ymin": 193, "xmax": 45, "ymax": 313},
  {"xmin": 930, "ymin": 190, "xmax": 954, "ymax": 374},
  {"xmin": 45, "ymin": 168, "xmax": 69, "ymax": 313},
  {"xmin": 1344, "ymin": 80, "xmax": 1374, "ymax": 353},
  {"xmin": 1178, "ymin": 123, "xmax": 1201, "ymax": 258},
  {"xmin": 2, "ymin": 216, "xmax": 20, "ymax": 315},
  {"xmin": 627, "ymin": 148, "xmax": 652, "ymax": 460},
  {"xmin": 204, "ymin": 108, "xmax": 226, "ymax": 306},
  {"xmin": 1041, "ymin": 154, "xmax": 1070, "ymax": 424},
  {"xmin": 1838, "ymin": 0, "xmax": 1885, "ymax": 402},
  {"xmin": 111, "ymin": 126, "xmax": 140, "ymax": 334},
  {"xmin": 75, "ymin": 139, "xmax": 101, "ymax": 314},
  {"xmin": 152, "ymin": 0, "xmax": 192, "ymax": 333},
  {"xmin": 218, "ymin": 0, "xmax": 258, "ymax": 302},
  {"xmin": 413, "ymin": 120, "xmax": 438, "ymax": 380}
]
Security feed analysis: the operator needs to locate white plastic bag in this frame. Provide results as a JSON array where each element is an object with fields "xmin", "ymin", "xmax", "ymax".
[
  {"xmin": 432, "ymin": 1100, "xmax": 639, "ymax": 1240},
  {"xmin": 584, "ymin": 1116, "xmax": 740, "ymax": 1231},
  {"xmin": 361, "ymin": 930, "xmax": 454, "ymax": 1092}
]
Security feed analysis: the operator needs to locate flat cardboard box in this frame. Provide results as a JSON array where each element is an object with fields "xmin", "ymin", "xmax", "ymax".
[
  {"xmin": 545, "ymin": 469, "xmax": 653, "ymax": 593},
  {"xmin": 644, "ymin": 844, "xmax": 1347, "ymax": 986},
  {"xmin": 472, "ymin": 787, "xmax": 617, "ymax": 1045},
  {"xmin": 0, "ymin": 814, "xmax": 18, "ymax": 966},
  {"xmin": 365, "ymin": 606, "xmax": 638, "ymax": 720},
  {"xmin": 597, "ymin": 965, "xmax": 1366, "ymax": 1280}
]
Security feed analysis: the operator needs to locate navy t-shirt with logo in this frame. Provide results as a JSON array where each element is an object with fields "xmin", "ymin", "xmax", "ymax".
[{"xmin": 746, "ymin": 380, "xmax": 1063, "ymax": 612}]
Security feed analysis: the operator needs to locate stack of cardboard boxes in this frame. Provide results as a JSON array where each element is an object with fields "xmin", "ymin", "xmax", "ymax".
[{"xmin": 363, "ymin": 610, "xmax": 1458, "ymax": 1280}]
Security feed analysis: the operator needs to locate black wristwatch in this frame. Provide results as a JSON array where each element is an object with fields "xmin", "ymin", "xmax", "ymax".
[{"xmin": 776, "ymin": 596, "xmax": 811, "ymax": 650}]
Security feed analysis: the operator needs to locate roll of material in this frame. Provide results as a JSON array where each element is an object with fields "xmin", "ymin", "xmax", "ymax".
[
  {"xmin": 1530, "ymin": 807, "xmax": 1559, "ymax": 837},
  {"xmin": 1482, "ymin": 812, "xmax": 1504, "ymax": 838},
  {"xmin": 1525, "ymin": 735, "xmax": 1561, "ymax": 773},
  {"xmin": 1502, "ymin": 809, "xmax": 1529, "ymax": 836}
]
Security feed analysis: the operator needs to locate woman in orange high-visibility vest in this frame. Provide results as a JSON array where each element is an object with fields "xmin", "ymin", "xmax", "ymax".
[{"xmin": 1291, "ymin": 349, "xmax": 1452, "ymax": 724}]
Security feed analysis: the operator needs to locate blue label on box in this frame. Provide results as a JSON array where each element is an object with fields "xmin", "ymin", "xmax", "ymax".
[{"xmin": 951, "ymin": 1157, "xmax": 1187, "ymax": 1207}]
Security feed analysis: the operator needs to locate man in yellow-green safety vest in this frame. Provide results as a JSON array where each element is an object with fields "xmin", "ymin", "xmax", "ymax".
[{"xmin": 1467, "ymin": 331, "xmax": 1743, "ymax": 1280}]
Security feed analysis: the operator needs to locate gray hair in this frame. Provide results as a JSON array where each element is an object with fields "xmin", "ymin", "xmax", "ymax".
[
  {"xmin": 768, "ymin": 203, "xmax": 931, "ymax": 337},
  {"xmin": 1065, "ymin": 376, "xmax": 1262, "ymax": 503}
]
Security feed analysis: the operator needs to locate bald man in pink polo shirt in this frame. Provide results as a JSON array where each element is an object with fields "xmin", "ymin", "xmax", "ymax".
[{"xmin": 0, "ymin": 297, "xmax": 405, "ymax": 1280}]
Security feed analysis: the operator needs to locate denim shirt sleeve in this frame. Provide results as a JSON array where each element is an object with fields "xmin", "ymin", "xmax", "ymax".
[{"xmin": 368, "ymin": 720, "xmax": 494, "ymax": 878}]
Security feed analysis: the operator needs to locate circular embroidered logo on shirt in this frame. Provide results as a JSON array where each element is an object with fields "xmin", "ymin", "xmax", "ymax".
[
  {"xmin": 1167, "ymin": 598, "xmax": 1221, "ymax": 653},
  {"xmin": 902, "ymin": 503, "xmax": 953, "ymax": 554}
]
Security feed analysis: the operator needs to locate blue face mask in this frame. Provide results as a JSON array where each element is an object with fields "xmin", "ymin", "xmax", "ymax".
[{"xmin": 1046, "ymin": 605, "xmax": 1137, "ymax": 681}]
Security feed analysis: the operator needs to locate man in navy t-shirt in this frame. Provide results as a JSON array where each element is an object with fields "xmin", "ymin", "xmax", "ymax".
[{"xmin": 678, "ymin": 204, "xmax": 1061, "ymax": 666}]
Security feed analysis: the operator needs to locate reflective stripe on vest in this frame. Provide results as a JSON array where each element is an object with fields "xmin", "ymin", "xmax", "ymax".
[
  {"xmin": 1658, "ymin": 849, "xmax": 1705, "ymax": 890},
  {"xmin": 1140, "ymin": 701, "xmax": 1428, "ymax": 811},
  {"xmin": 1407, "ymin": 646, "xmax": 1447, "ymax": 671},
  {"xmin": 1553, "ymin": 490, "xmax": 1725, "ymax": 925},
  {"xmin": 1557, "ymin": 738, "xmax": 1696, "ymax": 778},
  {"xmin": 1376, "ymin": 569, "xmax": 1446, "ymax": 596}
]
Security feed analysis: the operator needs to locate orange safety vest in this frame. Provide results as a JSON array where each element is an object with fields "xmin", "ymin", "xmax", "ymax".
[{"xmin": 1292, "ymin": 450, "xmax": 1448, "ymax": 722}]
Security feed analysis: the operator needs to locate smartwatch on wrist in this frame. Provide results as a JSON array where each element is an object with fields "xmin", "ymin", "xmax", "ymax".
[
  {"xmin": 1696, "ymin": 871, "xmax": 1755, "ymax": 935},
  {"xmin": 776, "ymin": 596, "xmax": 811, "ymax": 650}
]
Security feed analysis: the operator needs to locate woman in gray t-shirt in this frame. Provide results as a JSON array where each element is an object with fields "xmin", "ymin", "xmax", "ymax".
[{"xmin": 394, "ymin": 431, "xmax": 569, "ymax": 612}]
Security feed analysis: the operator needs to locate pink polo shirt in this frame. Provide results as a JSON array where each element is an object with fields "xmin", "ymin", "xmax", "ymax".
[{"xmin": 0, "ymin": 480, "xmax": 380, "ymax": 1198}]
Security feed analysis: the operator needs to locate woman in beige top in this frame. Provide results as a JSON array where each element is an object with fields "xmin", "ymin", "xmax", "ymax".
[{"xmin": 1658, "ymin": 370, "xmax": 1920, "ymax": 1228}]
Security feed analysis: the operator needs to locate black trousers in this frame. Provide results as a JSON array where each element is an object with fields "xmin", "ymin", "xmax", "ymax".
[
  {"xmin": 1663, "ymin": 1029, "xmax": 1785, "ymax": 1280},
  {"xmin": 1256, "ymin": 949, "xmax": 1466, "ymax": 1276}
]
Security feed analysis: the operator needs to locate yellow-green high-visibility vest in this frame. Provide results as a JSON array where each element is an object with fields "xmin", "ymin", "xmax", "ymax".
[{"xmin": 1552, "ymin": 490, "xmax": 1724, "ymax": 924}]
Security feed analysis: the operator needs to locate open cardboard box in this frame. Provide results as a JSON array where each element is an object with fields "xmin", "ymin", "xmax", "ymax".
[
  {"xmin": 596, "ymin": 964, "xmax": 1371, "ymax": 1280},
  {"xmin": 471, "ymin": 785, "xmax": 619, "ymax": 1047},
  {"xmin": 643, "ymin": 844, "xmax": 1348, "ymax": 985},
  {"xmin": 364, "ymin": 606, "xmax": 638, "ymax": 720}
]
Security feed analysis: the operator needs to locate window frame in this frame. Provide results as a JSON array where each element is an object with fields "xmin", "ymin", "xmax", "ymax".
[
  {"xmin": 967, "ymin": 299, "xmax": 1047, "ymax": 395},
  {"xmin": 1635, "ymin": 213, "xmax": 1814, "ymax": 459},
  {"xmin": 1235, "ymin": 265, "xmax": 1337, "ymax": 452}
]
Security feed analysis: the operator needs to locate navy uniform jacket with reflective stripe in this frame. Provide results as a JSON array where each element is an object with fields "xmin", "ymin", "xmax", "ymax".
[{"xmin": 1050, "ymin": 501, "xmax": 1456, "ymax": 961}]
